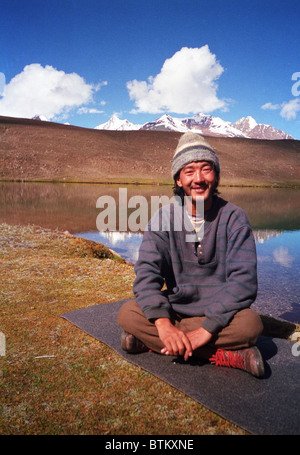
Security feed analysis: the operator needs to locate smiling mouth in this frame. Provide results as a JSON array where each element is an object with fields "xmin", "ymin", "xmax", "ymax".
[{"xmin": 191, "ymin": 185, "xmax": 208, "ymax": 192}]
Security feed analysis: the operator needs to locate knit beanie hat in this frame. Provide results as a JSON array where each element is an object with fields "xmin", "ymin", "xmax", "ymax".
[{"xmin": 171, "ymin": 132, "xmax": 220, "ymax": 179}]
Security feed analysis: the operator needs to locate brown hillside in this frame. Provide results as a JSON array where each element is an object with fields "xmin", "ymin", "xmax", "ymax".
[{"xmin": 0, "ymin": 115, "xmax": 299, "ymax": 186}]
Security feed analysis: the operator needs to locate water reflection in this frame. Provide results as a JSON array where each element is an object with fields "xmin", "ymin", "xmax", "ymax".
[
  {"xmin": 273, "ymin": 246, "xmax": 294, "ymax": 268},
  {"xmin": 77, "ymin": 228, "xmax": 300, "ymax": 324},
  {"xmin": 1, "ymin": 181, "xmax": 300, "ymax": 324},
  {"xmin": 255, "ymin": 230, "xmax": 300, "ymax": 323},
  {"xmin": 96, "ymin": 231, "xmax": 143, "ymax": 264},
  {"xmin": 1, "ymin": 181, "xmax": 300, "ymax": 232}
]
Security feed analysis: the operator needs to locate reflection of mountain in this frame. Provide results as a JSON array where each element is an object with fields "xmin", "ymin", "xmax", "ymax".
[
  {"xmin": 253, "ymin": 230, "xmax": 283, "ymax": 244},
  {"xmin": 99, "ymin": 229, "xmax": 284, "ymax": 245},
  {"xmin": 96, "ymin": 231, "xmax": 143, "ymax": 263},
  {"xmin": 1, "ymin": 182, "xmax": 300, "ymax": 234},
  {"xmin": 99, "ymin": 230, "xmax": 143, "ymax": 245},
  {"xmin": 99, "ymin": 229, "xmax": 284, "ymax": 244}
]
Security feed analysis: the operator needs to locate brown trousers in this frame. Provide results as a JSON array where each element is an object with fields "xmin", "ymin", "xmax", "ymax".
[{"xmin": 118, "ymin": 299, "xmax": 263, "ymax": 358}]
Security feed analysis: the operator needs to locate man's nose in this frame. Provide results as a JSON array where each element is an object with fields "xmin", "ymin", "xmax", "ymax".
[{"xmin": 193, "ymin": 169, "xmax": 205, "ymax": 182}]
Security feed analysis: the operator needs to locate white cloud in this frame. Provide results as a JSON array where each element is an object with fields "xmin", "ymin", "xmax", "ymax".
[
  {"xmin": 273, "ymin": 246, "xmax": 294, "ymax": 268},
  {"xmin": 262, "ymin": 99, "xmax": 300, "ymax": 120},
  {"xmin": 261, "ymin": 102, "xmax": 281, "ymax": 110},
  {"xmin": 0, "ymin": 64, "xmax": 104, "ymax": 120},
  {"xmin": 77, "ymin": 107, "xmax": 105, "ymax": 114},
  {"xmin": 0, "ymin": 72, "xmax": 5, "ymax": 96},
  {"xmin": 126, "ymin": 46, "xmax": 226, "ymax": 114},
  {"xmin": 280, "ymin": 98, "xmax": 300, "ymax": 120}
]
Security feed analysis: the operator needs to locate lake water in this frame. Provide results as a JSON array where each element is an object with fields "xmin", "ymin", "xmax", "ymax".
[{"xmin": 1, "ymin": 181, "xmax": 299, "ymax": 324}]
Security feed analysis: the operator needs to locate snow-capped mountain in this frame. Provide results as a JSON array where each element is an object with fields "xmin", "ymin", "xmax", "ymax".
[
  {"xmin": 184, "ymin": 113, "xmax": 248, "ymax": 138},
  {"xmin": 141, "ymin": 113, "xmax": 247, "ymax": 137},
  {"xmin": 233, "ymin": 116, "xmax": 293, "ymax": 140},
  {"xmin": 95, "ymin": 114, "xmax": 142, "ymax": 131},
  {"xmin": 141, "ymin": 114, "xmax": 188, "ymax": 132},
  {"xmin": 95, "ymin": 113, "xmax": 293, "ymax": 140},
  {"xmin": 32, "ymin": 115, "xmax": 49, "ymax": 122}
]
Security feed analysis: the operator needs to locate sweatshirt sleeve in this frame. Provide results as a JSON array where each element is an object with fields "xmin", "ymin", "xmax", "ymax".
[
  {"xmin": 133, "ymin": 226, "xmax": 173, "ymax": 321},
  {"xmin": 201, "ymin": 223, "xmax": 258, "ymax": 334}
]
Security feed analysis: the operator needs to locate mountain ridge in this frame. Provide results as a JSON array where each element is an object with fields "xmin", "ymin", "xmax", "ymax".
[
  {"xmin": 0, "ymin": 114, "xmax": 299, "ymax": 187},
  {"xmin": 95, "ymin": 113, "xmax": 294, "ymax": 140}
]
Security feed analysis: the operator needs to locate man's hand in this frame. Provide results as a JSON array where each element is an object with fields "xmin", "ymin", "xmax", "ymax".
[
  {"xmin": 155, "ymin": 318, "xmax": 193, "ymax": 361},
  {"xmin": 155, "ymin": 318, "xmax": 213, "ymax": 361},
  {"xmin": 186, "ymin": 327, "xmax": 213, "ymax": 351}
]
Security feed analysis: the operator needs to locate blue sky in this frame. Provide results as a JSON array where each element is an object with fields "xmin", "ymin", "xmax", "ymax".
[{"xmin": 1, "ymin": 0, "xmax": 300, "ymax": 138}]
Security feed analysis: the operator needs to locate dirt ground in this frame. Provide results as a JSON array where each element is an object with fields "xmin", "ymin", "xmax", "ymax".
[{"xmin": 1, "ymin": 115, "xmax": 299, "ymax": 186}]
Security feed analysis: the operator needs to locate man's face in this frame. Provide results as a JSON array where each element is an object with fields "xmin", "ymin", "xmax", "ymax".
[{"xmin": 176, "ymin": 161, "xmax": 217, "ymax": 211}]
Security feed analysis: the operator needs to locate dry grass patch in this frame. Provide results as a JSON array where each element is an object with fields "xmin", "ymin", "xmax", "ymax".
[{"xmin": 0, "ymin": 223, "xmax": 248, "ymax": 435}]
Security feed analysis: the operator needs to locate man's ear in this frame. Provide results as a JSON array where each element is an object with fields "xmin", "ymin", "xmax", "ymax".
[{"xmin": 176, "ymin": 175, "xmax": 183, "ymax": 187}]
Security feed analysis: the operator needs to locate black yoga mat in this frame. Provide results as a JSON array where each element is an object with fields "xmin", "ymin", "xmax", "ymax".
[{"xmin": 61, "ymin": 300, "xmax": 300, "ymax": 435}]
